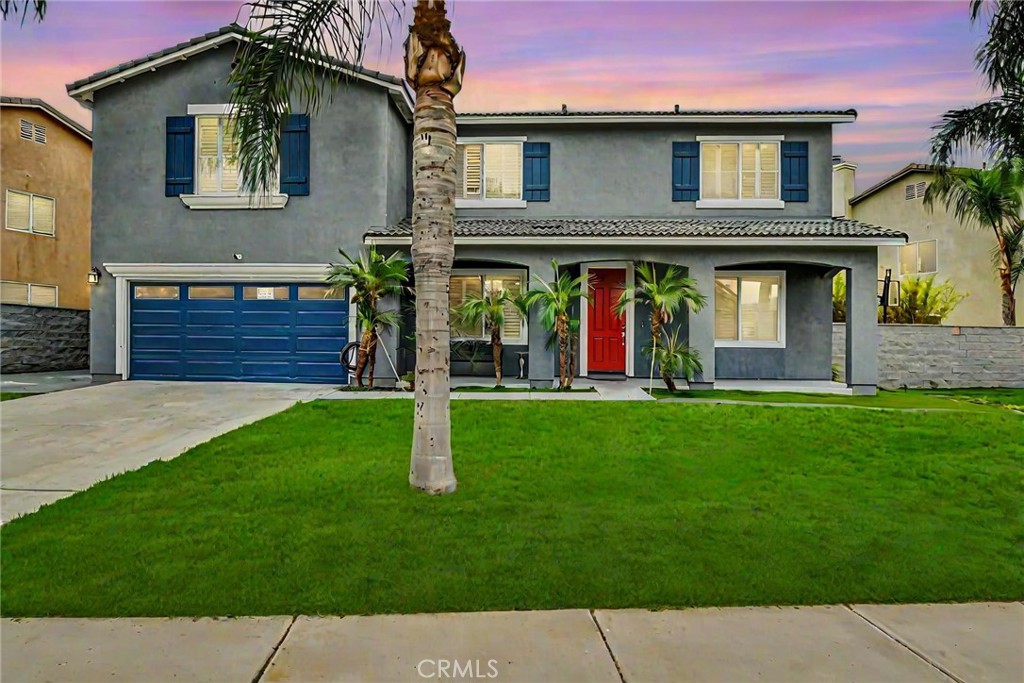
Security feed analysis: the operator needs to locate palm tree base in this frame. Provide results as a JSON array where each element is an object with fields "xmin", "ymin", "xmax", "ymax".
[{"xmin": 408, "ymin": 471, "xmax": 458, "ymax": 495}]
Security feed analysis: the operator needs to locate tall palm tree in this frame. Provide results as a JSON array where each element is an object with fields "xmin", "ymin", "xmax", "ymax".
[
  {"xmin": 0, "ymin": 0, "xmax": 45, "ymax": 23},
  {"xmin": 230, "ymin": 0, "xmax": 464, "ymax": 494},
  {"xmin": 924, "ymin": 163, "xmax": 1024, "ymax": 325},
  {"xmin": 327, "ymin": 247, "xmax": 408, "ymax": 387},
  {"xmin": 522, "ymin": 261, "xmax": 592, "ymax": 390},
  {"xmin": 615, "ymin": 263, "xmax": 706, "ymax": 391},
  {"xmin": 452, "ymin": 287, "xmax": 516, "ymax": 386},
  {"xmin": 931, "ymin": 0, "xmax": 1023, "ymax": 165}
]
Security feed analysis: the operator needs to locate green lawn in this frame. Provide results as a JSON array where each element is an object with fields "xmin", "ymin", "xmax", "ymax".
[
  {"xmin": 650, "ymin": 387, "xmax": 1024, "ymax": 413},
  {"xmin": 2, "ymin": 401, "xmax": 1021, "ymax": 617},
  {"xmin": 0, "ymin": 392, "xmax": 28, "ymax": 401}
]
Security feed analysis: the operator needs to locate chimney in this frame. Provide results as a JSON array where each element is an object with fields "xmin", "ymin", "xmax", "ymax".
[
  {"xmin": 832, "ymin": 157, "xmax": 858, "ymax": 218},
  {"xmin": 560, "ymin": 103, "xmax": 567, "ymax": 114},
  {"xmin": 674, "ymin": 104, "xmax": 680, "ymax": 113}
]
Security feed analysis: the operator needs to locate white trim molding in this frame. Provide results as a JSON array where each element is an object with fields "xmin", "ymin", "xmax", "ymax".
[
  {"xmin": 457, "ymin": 114, "xmax": 857, "ymax": 125},
  {"xmin": 713, "ymin": 269, "xmax": 787, "ymax": 349},
  {"xmin": 180, "ymin": 194, "xmax": 289, "ymax": 210},
  {"xmin": 696, "ymin": 199, "xmax": 785, "ymax": 210},
  {"xmin": 455, "ymin": 199, "xmax": 527, "ymax": 209},
  {"xmin": 187, "ymin": 103, "xmax": 237, "ymax": 115},
  {"xmin": 367, "ymin": 236, "xmax": 908, "ymax": 247},
  {"xmin": 579, "ymin": 262, "xmax": 634, "ymax": 378},
  {"xmin": 696, "ymin": 134, "xmax": 786, "ymax": 142},
  {"xmin": 104, "ymin": 262, "xmax": 333, "ymax": 379}
]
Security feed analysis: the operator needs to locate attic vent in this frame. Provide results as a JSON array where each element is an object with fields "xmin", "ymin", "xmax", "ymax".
[
  {"xmin": 915, "ymin": 181, "xmax": 927, "ymax": 197},
  {"xmin": 19, "ymin": 119, "xmax": 32, "ymax": 140},
  {"xmin": 905, "ymin": 184, "xmax": 915, "ymax": 200},
  {"xmin": 34, "ymin": 124, "xmax": 46, "ymax": 144},
  {"xmin": 19, "ymin": 119, "xmax": 46, "ymax": 144}
]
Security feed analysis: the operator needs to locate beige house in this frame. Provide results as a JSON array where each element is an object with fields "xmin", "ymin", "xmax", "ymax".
[
  {"xmin": 834, "ymin": 160, "xmax": 1022, "ymax": 327},
  {"xmin": 1, "ymin": 96, "xmax": 92, "ymax": 310}
]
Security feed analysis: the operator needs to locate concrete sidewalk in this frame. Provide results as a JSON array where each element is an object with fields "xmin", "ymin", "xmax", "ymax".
[{"xmin": 2, "ymin": 602, "xmax": 1020, "ymax": 682}]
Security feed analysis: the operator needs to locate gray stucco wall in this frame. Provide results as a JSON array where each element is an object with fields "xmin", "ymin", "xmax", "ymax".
[
  {"xmin": 1, "ymin": 304, "xmax": 89, "ymax": 372},
  {"xmin": 833, "ymin": 323, "xmax": 1023, "ymax": 388},
  {"xmin": 88, "ymin": 45, "xmax": 409, "ymax": 375},
  {"xmin": 456, "ymin": 122, "xmax": 833, "ymax": 219},
  {"xmin": 716, "ymin": 264, "xmax": 834, "ymax": 380}
]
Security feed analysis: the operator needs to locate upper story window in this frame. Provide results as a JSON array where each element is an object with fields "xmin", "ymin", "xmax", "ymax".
[
  {"xmin": 698, "ymin": 137, "xmax": 781, "ymax": 208},
  {"xmin": 455, "ymin": 138, "xmax": 526, "ymax": 208},
  {"xmin": 19, "ymin": 119, "xmax": 46, "ymax": 144},
  {"xmin": 5, "ymin": 189, "xmax": 55, "ymax": 236},
  {"xmin": 196, "ymin": 115, "xmax": 241, "ymax": 195}
]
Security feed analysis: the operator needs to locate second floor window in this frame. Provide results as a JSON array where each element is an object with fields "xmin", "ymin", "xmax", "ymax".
[
  {"xmin": 196, "ymin": 115, "xmax": 240, "ymax": 194},
  {"xmin": 701, "ymin": 142, "xmax": 779, "ymax": 201},
  {"xmin": 5, "ymin": 189, "xmax": 55, "ymax": 236},
  {"xmin": 456, "ymin": 141, "xmax": 523, "ymax": 202}
]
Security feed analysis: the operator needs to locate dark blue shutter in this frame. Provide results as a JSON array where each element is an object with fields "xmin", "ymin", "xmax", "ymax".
[
  {"xmin": 165, "ymin": 116, "xmax": 194, "ymax": 196},
  {"xmin": 781, "ymin": 141, "xmax": 809, "ymax": 202},
  {"xmin": 523, "ymin": 142, "xmax": 550, "ymax": 201},
  {"xmin": 672, "ymin": 142, "xmax": 699, "ymax": 201},
  {"xmin": 280, "ymin": 114, "xmax": 310, "ymax": 196}
]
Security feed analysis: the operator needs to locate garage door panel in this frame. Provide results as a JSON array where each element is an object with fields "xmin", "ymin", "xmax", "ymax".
[{"xmin": 131, "ymin": 281, "xmax": 348, "ymax": 383}]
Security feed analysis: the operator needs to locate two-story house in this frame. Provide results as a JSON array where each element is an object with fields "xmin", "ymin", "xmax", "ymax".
[
  {"xmin": 834, "ymin": 161, "xmax": 1022, "ymax": 327},
  {"xmin": 68, "ymin": 25, "xmax": 904, "ymax": 394}
]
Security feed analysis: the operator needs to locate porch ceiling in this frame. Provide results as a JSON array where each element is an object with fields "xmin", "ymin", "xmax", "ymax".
[{"xmin": 366, "ymin": 217, "xmax": 906, "ymax": 243}]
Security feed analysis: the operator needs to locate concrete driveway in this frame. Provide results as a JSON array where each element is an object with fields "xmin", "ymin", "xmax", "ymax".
[{"xmin": 0, "ymin": 381, "xmax": 333, "ymax": 523}]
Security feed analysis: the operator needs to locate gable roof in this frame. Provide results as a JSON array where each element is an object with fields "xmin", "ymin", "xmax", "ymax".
[
  {"xmin": 0, "ymin": 96, "xmax": 92, "ymax": 142},
  {"xmin": 365, "ymin": 217, "xmax": 905, "ymax": 245},
  {"xmin": 66, "ymin": 24, "xmax": 413, "ymax": 120},
  {"xmin": 848, "ymin": 163, "xmax": 941, "ymax": 205},
  {"xmin": 458, "ymin": 109, "xmax": 858, "ymax": 125}
]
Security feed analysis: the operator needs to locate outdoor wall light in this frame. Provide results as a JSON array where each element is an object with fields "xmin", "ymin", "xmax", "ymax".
[
  {"xmin": 233, "ymin": 253, "xmax": 244, "ymax": 261},
  {"xmin": 87, "ymin": 267, "xmax": 102, "ymax": 285}
]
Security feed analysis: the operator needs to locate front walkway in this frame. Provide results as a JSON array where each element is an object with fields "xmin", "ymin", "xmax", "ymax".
[
  {"xmin": 0, "ymin": 381, "xmax": 331, "ymax": 523},
  {"xmin": 2, "ymin": 602, "xmax": 1018, "ymax": 682}
]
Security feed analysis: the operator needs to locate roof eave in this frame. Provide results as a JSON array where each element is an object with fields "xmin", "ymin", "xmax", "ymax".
[
  {"xmin": 456, "ymin": 113, "xmax": 857, "ymax": 125},
  {"xmin": 364, "ymin": 235, "xmax": 905, "ymax": 247},
  {"xmin": 0, "ymin": 98, "xmax": 92, "ymax": 142}
]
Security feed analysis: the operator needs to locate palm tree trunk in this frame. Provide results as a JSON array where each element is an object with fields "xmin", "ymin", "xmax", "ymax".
[
  {"xmin": 355, "ymin": 327, "xmax": 373, "ymax": 387},
  {"xmin": 406, "ymin": 0, "xmax": 464, "ymax": 495},
  {"xmin": 367, "ymin": 329, "xmax": 378, "ymax": 388},
  {"xmin": 996, "ymin": 233, "xmax": 1016, "ymax": 325},
  {"xmin": 649, "ymin": 311, "xmax": 661, "ymax": 393},
  {"xmin": 556, "ymin": 314, "xmax": 569, "ymax": 389},
  {"xmin": 491, "ymin": 325, "xmax": 503, "ymax": 386}
]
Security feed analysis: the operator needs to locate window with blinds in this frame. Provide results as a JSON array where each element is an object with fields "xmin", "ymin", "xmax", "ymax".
[
  {"xmin": 197, "ymin": 115, "xmax": 241, "ymax": 194},
  {"xmin": 448, "ymin": 271, "xmax": 526, "ymax": 342},
  {"xmin": 1, "ymin": 281, "xmax": 57, "ymax": 307},
  {"xmin": 701, "ymin": 142, "xmax": 779, "ymax": 200},
  {"xmin": 5, "ymin": 189, "xmax": 55, "ymax": 235},
  {"xmin": 455, "ymin": 142, "xmax": 522, "ymax": 201},
  {"xmin": 714, "ymin": 273, "xmax": 783, "ymax": 345}
]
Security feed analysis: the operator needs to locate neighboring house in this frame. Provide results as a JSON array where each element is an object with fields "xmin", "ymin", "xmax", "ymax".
[
  {"xmin": 0, "ymin": 96, "xmax": 92, "ymax": 311},
  {"xmin": 69, "ymin": 25, "xmax": 905, "ymax": 394},
  {"xmin": 834, "ymin": 161, "xmax": 1022, "ymax": 327}
]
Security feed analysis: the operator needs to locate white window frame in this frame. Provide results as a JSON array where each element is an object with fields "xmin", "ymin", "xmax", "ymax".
[
  {"xmin": 449, "ymin": 268, "xmax": 528, "ymax": 344},
  {"xmin": 899, "ymin": 239, "xmax": 938, "ymax": 276},
  {"xmin": 0, "ymin": 280, "xmax": 58, "ymax": 307},
  {"xmin": 714, "ymin": 270, "xmax": 786, "ymax": 349},
  {"xmin": 695, "ymin": 135, "xmax": 785, "ymax": 209},
  {"xmin": 4, "ymin": 189, "xmax": 56, "ymax": 237},
  {"xmin": 455, "ymin": 136, "xmax": 527, "ymax": 209},
  {"xmin": 180, "ymin": 104, "xmax": 288, "ymax": 210}
]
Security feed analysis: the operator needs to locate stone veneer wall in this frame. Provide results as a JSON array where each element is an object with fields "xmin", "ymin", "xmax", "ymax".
[
  {"xmin": 1, "ymin": 304, "xmax": 89, "ymax": 373},
  {"xmin": 833, "ymin": 323, "xmax": 1023, "ymax": 389}
]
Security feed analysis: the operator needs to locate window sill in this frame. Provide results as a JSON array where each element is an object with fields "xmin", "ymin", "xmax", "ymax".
[
  {"xmin": 696, "ymin": 199, "xmax": 785, "ymax": 210},
  {"xmin": 180, "ymin": 194, "xmax": 289, "ymax": 210},
  {"xmin": 715, "ymin": 340, "xmax": 786, "ymax": 349},
  {"xmin": 4, "ymin": 227, "xmax": 55, "ymax": 238},
  {"xmin": 455, "ymin": 199, "xmax": 528, "ymax": 209}
]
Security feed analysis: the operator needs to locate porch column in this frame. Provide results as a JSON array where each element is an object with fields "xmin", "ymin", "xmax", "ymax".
[
  {"xmin": 687, "ymin": 261, "xmax": 716, "ymax": 390},
  {"xmin": 845, "ymin": 264, "xmax": 879, "ymax": 395}
]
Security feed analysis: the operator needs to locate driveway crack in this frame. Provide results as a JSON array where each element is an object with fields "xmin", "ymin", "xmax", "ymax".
[
  {"xmin": 252, "ymin": 615, "xmax": 298, "ymax": 683},
  {"xmin": 845, "ymin": 605, "xmax": 963, "ymax": 683},
  {"xmin": 589, "ymin": 610, "xmax": 626, "ymax": 683}
]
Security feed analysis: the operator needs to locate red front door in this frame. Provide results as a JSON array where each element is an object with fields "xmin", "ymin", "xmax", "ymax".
[{"xmin": 588, "ymin": 268, "xmax": 626, "ymax": 373}]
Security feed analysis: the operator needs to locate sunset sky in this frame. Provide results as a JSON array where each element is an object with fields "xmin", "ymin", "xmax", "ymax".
[{"xmin": 1, "ymin": 0, "xmax": 990, "ymax": 187}]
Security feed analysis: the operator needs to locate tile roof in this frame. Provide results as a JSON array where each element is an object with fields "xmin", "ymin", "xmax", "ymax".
[
  {"xmin": 66, "ymin": 24, "xmax": 404, "ymax": 95},
  {"xmin": 0, "ymin": 96, "xmax": 92, "ymax": 141},
  {"xmin": 459, "ymin": 109, "xmax": 858, "ymax": 119},
  {"xmin": 366, "ymin": 217, "xmax": 906, "ymax": 240}
]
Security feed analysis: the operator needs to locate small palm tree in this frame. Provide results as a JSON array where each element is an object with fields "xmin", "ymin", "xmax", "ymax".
[
  {"xmin": 326, "ymin": 247, "xmax": 408, "ymax": 387},
  {"xmin": 924, "ymin": 163, "xmax": 1023, "ymax": 325},
  {"xmin": 521, "ymin": 260, "xmax": 592, "ymax": 390},
  {"xmin": 615, "ymin": 262, "xmax": 706, "ymax": 391},
  {"xmin": 452, "ymin": 285, "xmax": 517, "ymax": 386},
  {"xmin": 643, "ymin": 327, "xmax": 702, "ymax": 393}
]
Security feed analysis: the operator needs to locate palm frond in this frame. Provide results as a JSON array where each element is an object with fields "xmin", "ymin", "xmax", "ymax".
[
  {"xmin": 969, "ymin": 0, "xmax": 1024, "ymax": 91},
  {"xmin": 229, "ymin": 0, "xmax": 402, "ymax": 196},
  {"xmin": 0, "ymin": 0, "xmax": 45, "ymax": 24}
]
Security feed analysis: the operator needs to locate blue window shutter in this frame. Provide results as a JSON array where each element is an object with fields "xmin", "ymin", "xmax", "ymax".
[
  {"xmin": 165, "ymin": 116, "xmax": 194, "ymax": 197},
  {"xmin": 280, "ymin": 114, "xmax": 310, "ymax": 196},
  {"xmin": 523, "ymin": 142, "xmax": 550, "ymax": 201},
  {"xmin": 672, "ymin": 142, "xmax": 699, "ymax": 201},
  {"xmin": 781, "ymin": 141, "xmax": 809, "ymax": 202}
]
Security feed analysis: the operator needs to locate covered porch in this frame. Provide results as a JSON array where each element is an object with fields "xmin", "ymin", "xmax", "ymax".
[{"xmin": 366, "ymin": 217, "xmax": 905, "ymax": 395}]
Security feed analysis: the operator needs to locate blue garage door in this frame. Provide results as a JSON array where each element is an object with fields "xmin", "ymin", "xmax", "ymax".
[{"xmin": 130, "ymin": 283, "xmax": 348, "ymax": 383}]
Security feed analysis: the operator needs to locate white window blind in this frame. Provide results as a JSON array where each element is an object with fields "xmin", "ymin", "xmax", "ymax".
[
  {"xmin": 715, "ymin": 274, "xmax": 783, "ymax": 344},
  {"xmin": 0, "ymin": 281, "xmax": 57, "ymax": 307},
  {"xmin": 486, "ymin": 276, "xmax": 524, "ymax": 339},
  {"xmin": 5, "ymin": 190, "xmax": 54, "ymax": 235},
  {"xmin": 449, "ymin": 272, "xmax": 526, "ymax": 342},
  {"xmin": 455, "ymin": 142, "xmax": 522, "ymax": 201},
  {"xmin": 703, "ymin": 142, "xmax": 779, "ymax": 200},
  {"xmin": 31, "ymin": 195, "xmax": 55, "ymax": 235},
  {"xmin": 29, "ymin": 284, "xmax": 57, "ymax": 307},
  {"xmin": 197, "ymin": 116, "xmax": 240, "ymax": 194},
  {"xmin": 449, "ymin": 275, "xmax": 484, "ymax": 337},
  {"xmin": 1, "ymin": 281, "xmax": 29, "ymax": 304}
]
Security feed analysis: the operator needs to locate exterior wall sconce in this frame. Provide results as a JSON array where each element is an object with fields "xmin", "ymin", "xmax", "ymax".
[{"xmin": 88, "ymin": 267, "xmax": 102, "ymax": 285}]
